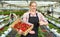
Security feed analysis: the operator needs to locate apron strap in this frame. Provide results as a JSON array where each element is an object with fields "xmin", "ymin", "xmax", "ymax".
[{"xmin": 29, "ymin": 13, "xmax": 38, "ymax": 17}]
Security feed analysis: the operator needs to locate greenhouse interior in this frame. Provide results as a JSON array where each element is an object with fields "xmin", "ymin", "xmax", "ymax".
[{"xmin": 0, "ymin": 0, "xmax": 60, "ymax": 37}]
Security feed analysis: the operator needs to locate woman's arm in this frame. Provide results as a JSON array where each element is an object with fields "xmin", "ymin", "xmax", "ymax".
[{"xmin": 39, "ymin": 13, "xmax": 48, "ymax": 26}]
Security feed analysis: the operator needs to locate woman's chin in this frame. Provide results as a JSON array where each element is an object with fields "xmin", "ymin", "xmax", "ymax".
[{"xmin": 32, "ymin": 10, "xmax": 36, "ymax": 12}]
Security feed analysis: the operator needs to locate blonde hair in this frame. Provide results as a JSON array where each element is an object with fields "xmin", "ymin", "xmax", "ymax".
[{"xmin": 29, "ymin": 1, "xmax": 37, "ymax": 6}]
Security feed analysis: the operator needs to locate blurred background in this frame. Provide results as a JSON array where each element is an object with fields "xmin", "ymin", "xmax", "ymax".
[{"xmin": 0, "ymin": 0, "xmax": 60, "ymax": 37}]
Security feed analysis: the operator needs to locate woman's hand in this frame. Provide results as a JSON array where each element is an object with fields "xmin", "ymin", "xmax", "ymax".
[
  {"xmin": 18, "ymin": 30, "xmax": 23, "ymax": 35},
  {"xmin": 29, "ymin": 30, "xmax": 35, "ymax": 34}
]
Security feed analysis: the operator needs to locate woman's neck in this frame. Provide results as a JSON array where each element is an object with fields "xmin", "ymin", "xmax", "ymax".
[{"xmin": 29, "ymin": 10, "xmax": 36, "ymax": 15}]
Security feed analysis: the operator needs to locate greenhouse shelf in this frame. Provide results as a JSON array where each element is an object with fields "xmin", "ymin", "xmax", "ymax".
[
  {"xmin": 46, "ymin": 18, "xmax": 60, "ymax": 28},
  {"xmin": 0, "ymin": 28, "xmax": 12, "ymax": 37}
]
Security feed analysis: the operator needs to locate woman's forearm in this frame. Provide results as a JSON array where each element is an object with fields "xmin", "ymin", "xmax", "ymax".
[{"xmin": 39, "ymin": 21, "xmax": 48, "ymax": 26}]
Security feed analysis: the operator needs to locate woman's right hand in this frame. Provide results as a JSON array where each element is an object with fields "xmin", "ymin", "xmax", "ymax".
[
  {"xmin": 18, "ymin": 30, "xmax": 23, "ymax": 35},
  {"xmin": 29, "ymin": 30, "xmax": 35, "ymax": 34}
]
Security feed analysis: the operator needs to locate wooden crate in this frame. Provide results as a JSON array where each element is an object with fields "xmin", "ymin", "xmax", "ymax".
[{"xmin": 9, "ymin": 18, "xmax": 34, "ymax": 36}]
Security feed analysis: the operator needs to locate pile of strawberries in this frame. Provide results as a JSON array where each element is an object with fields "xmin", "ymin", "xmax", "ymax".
[{"xmin": 14, "ymin": 21, "xmax": 31, "ymax": 32}]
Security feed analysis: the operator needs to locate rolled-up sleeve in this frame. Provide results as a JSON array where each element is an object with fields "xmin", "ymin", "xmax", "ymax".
[{"xmin": 38, "ymin": 12, "xmax": 48, "ymax": 23}]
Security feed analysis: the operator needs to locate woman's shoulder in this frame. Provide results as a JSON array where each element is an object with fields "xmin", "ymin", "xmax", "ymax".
[
  {"xmin": 23, "ymin": 11, "xmax": 29, "ymax": 16},
  {"xmin": 36, "ymin": 11, "xmax": 42, "ymax": 15}
]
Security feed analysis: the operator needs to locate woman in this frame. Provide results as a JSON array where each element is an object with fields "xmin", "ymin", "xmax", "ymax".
[{"xmin": 18, "ymin": 1, "xmax": 48, "ymax": 37}]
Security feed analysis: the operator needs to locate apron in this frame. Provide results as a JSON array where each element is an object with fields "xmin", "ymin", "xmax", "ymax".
[{"xmin": 21, "ymin": 13, "xmax": 39, "ymax": 37}]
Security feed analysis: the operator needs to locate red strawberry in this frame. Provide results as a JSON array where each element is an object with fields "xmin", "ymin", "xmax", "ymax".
[{"xmin": 21, "ymin": 27, "xmax": 27, "ymax": 32}]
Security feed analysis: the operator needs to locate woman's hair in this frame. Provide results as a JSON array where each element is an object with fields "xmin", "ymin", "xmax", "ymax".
[{"xmin": 29, "ymin": 1, "xmax": 37, "ymax": 6}]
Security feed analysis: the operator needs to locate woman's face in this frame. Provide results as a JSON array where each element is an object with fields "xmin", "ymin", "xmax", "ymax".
[{"xmin": 30, "ymin": 3, "xmax": 37, "ymax": 12}]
